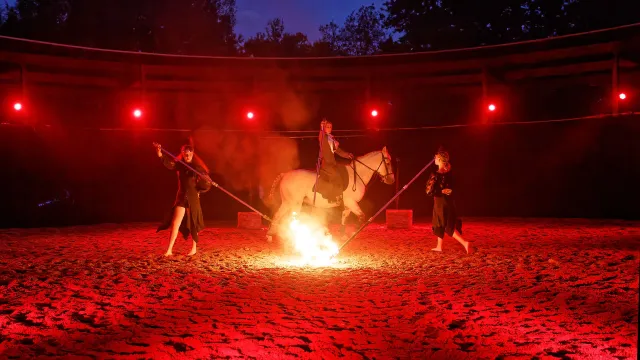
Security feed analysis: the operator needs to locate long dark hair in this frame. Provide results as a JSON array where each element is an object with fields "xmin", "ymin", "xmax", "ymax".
[{"xmin": 176, "ymin": 137, "xmax": 210, "ymax": 174}]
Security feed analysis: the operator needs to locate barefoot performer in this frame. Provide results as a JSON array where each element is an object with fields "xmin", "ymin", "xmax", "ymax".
[
  {"xmin": 426, "ymin": 148, "xmax": 472, "ymax": 254},
  {"xmin": 315, "ymin": 119, "xmax": 354, "ymax": 206},
  {"xmin": 154, "ymin": 141, "xmax": 211, "ymax": 256}
]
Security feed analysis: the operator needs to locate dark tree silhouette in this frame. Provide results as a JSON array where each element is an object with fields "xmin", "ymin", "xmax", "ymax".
[
  {"xmin": 0, "ymin": 0, "xmax": 69, "ymax": 42},
  {"xmin": 0, "ymin": 0, "xmax": 241, "ymax": 55},
  {"xmin": 1, "ymin": 0, "xmax": 638, "ymax": 56},
  {"xmin": 383, "ymin": 0, "xmax": 531, "ymax": 51},
  {"xmin": 383, "ymin": 0, "xmax": 640, "ymax": 51},
  {"xmin": 315, "ymin": 5, "xmax": 388, "ymax": 56},
  {"xmin": 243, "ymin": 18, "xmax": 311, "ymax": 57},
  {"xmin": 316, "ymin": 21, "xmax": 345, "ymax": 56},
  {"xmin": 340, "ymin": 4, "xmax": 388, "ymax": 56}
]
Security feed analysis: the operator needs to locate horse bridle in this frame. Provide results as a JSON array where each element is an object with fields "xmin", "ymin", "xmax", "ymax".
[{"xmin": 350, "ymin": 152, "xmax": 394, "ymax": 192}]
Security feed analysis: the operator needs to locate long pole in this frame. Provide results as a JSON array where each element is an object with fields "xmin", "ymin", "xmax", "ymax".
[
  {"xmin": 312, "ymin": 125, "xmax": 326, "ymax": 207},
  {"xmin": 612, "ymin": 52, "xmax": 619, "ymax": 117},
  {"xmin": 482, "ymin": 67, "xmax": 489, "ymax": 124},
  {"xmin": 394, "ymin": 158, "xmax": 400, "ymax": 209},
  {"xmin": 338, "ymin": 158, "xmax": 435, "ymax": 251},
  {"xmin": 156, "ymin": 144, "xmax": 272, "ymax": 222}
]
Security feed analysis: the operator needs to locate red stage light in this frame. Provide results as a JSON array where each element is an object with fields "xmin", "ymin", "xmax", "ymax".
[
  {"xmin": 133, "ymin": 109, "xmax": 142, "ymax": 118},
  {"xmin": 246, "ymin": 111, "xmax": 254, "ymax": 119},
  {"xmin": 13, "ymin": 102, "xmax": 22, "ymax": 111},
  {"xmin": 488, "ymin": 104, "xmax": 496, "ymax": 112},
  {"xmin": 371, "ymin": 109, "xmax": 378, "ymax": 117},
  {"xmin": 619, "ymin": 93, "xmax": 627, "ymax": 100}
]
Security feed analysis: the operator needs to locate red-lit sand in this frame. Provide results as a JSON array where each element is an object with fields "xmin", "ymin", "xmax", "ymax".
[{"xmin": 0, "ymin": 218, "xmax": 638, "ymax": 359}]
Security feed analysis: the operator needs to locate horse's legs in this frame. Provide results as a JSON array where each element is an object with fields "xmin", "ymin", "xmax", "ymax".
[
  {"xmin": 340, "ymin": 207, "xmax": 351, "ymax": 235},
  {"xmin": 267, "ymin": 203, "xmax": 290, "ymax": 241},
  {"xmin": 266, "ymin": 186, "xmax": 304, "ymax": 242},
  {"xmin": 343, "ymin": 198, "xmax": 365, "ymax": 224}
]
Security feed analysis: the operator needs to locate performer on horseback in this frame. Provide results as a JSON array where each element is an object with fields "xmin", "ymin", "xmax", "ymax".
[{"xmin": 316, "ymin": 119, "xmax": 354, "ymax": 205}]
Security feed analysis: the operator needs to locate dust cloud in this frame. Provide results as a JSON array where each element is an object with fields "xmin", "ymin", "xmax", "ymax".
[{"xmin": 191, "ymin": 130, "xmax": 300, "ymax": 198}]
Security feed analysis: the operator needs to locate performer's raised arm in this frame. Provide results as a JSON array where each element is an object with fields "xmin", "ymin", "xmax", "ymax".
[
  {"xmin": 320, "ymin": 119, "xmax": 353, "ymax": 159},
  {"xmin": 154, "ymin": 142, "xmax": 176, "ymax": 170}
]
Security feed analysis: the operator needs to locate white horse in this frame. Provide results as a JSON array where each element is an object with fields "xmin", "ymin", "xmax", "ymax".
[{"xmin": 265, "ymin": 147, "xmax": 395, "ymax": 241}]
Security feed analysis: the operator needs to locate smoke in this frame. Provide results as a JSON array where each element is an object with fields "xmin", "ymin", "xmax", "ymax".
[
  {"xmin": 255, "ymin": 136, "xmax": 300, "ymax": 193},
  {"xmin": 189, "ymin": 70, "xmax": 321, "ymax": 201},
  {"xmin": 277, "ymin": 91, "xmax": 318, "ymax": 130},
  {"xmin": 191, "ymin": 130, "xmax": 299, "ymax": 197},
  {"xmin": 254, "ymin": 68, "xmax": 320, "ymax": 130}
]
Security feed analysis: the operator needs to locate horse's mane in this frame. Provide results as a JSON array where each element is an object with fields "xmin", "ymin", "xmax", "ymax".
[{"xmin": 355, "ymin": 150, "xmax": 383, "ymax": 162}]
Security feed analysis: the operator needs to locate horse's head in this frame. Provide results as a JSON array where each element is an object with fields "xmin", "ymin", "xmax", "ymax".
[
  {"xmin": 353, "ymin": 147, "xmax": 395, "ymax": 186},
  {"xmin": 379, "ymin": 146, "xmax": 395, "ymax": 185}
]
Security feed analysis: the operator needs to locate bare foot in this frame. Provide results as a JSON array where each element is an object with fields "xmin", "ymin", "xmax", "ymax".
[
  {"xmin": 431, "ymin": 248, "xmax": 442, "ymax": 252},
  {"xmin": 187, "ymin": 243, "xmax": 197, "ymax": 256},
  {"xmin": 465, "ymin": 242, "xmax": 473, "ymax": 254},
  {"xmin": 164, "ymin": 252, "xmax": 173, "ymax": 257}
]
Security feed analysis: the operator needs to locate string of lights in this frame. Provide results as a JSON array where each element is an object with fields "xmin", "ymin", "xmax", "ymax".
[
  {"xmin": 3, "ymin": 29, "xmax": 635, "ymax": 135},
  {"xmin": 2, "ymin": 112, "xmax": 636, "ymax": 140}
]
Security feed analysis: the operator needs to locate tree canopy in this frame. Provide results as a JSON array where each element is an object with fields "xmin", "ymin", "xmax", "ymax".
[{"xmin": 1, "ymin": 0, "xmax": 638, "ymax": 57}]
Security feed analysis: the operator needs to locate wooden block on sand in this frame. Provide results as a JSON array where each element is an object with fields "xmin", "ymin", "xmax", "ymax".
[{"xmin": 386, "ymin": 209, "xmax": 413, "ymax": 229}]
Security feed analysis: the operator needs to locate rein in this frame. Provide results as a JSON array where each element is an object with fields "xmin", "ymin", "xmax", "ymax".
[{"xmin": 350, "ymin": 152, "xmax": 394, "ymax": 192}]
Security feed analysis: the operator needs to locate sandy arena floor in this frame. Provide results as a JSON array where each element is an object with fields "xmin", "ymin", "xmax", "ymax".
[{"xmin": 0, "ymin": 218, "xmax": 638, "ymax": 360}]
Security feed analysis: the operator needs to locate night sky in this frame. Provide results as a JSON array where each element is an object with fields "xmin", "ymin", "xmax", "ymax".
[
  {"xmin": 236, "ymin": 0, "xmax": 385, "ymax": 40},
  {"xmin": 4, "ymin": 0, "xmax": 385, "ymax": 41}
]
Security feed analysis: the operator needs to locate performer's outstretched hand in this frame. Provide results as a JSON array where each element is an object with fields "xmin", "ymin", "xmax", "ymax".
[
  {"xmin": 201, "ymin": 174, "xmax": 213, "ymax": 184},
  {"xmin": 348, "ymin": 153, "xmax": 355, "ymax": 159},
  {"xmin": 153, "ymin": 142, "xmax": 162, "ymax": 157}
]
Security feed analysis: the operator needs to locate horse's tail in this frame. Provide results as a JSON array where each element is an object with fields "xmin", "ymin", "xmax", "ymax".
[{"xmin": 264, "ymin": 173, "xmax": 285, "ymax": 213}]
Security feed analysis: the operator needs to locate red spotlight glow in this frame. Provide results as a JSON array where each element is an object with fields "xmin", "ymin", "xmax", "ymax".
[
  {"xmin": 246, "ymin": 111, "xmax": 254, "ymax": 119},
  {"xmin": 488, "ymin": 104, "xmax": 496, "ymax": 112},
  {"xmin": 13, "ymin": 102, "xmax": 22, "ymax": 111},
  {"xmin": 371, "ymin": 109, "xmax": 378, "ymax": 117},
  {"xmin": 619, "ymin": 93, "xmax": 627, "ymax": 100},
  {"xmin": 133, "ymin": 109, "xmax": 142, "ymax": 118}
]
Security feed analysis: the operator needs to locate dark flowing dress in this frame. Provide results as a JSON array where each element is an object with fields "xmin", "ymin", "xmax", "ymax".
[
  {"xmin": 315, "ymin": 131, "xmax": 351, "ymax": 203},
  {"xmin": 426, "ymin": 170, "xmax": 462, "ymax": 238},
  {"xmin": 156, "ymin": 155, "xmax": 211, "ymax": 242}
]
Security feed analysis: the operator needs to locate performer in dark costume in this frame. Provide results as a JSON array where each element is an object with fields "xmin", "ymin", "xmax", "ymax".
[
  {"xmin": 316, "ymin": 119, "xmax": 354, "ymax": 205},
  {"xmin": 154, "ymin": 141, "xmax": 211, "ymax": 256},
  {"xmin": 426, "ymin": 148, "xmax": 472, "ymax": 254}
]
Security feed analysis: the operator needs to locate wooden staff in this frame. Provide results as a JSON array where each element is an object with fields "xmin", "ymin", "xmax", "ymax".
[
  {"xmin": 338, "ymin": 158, "xmax": 435, "ymax": 251},
  {"xmin": 154, "ymin": 142, "xmax": 272, "ymax": 222}
]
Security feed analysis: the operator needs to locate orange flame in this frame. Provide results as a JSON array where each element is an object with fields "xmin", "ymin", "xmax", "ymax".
[{"xmin": 285, "ymin": 212, "xmax": 339, "ymax": 266}]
